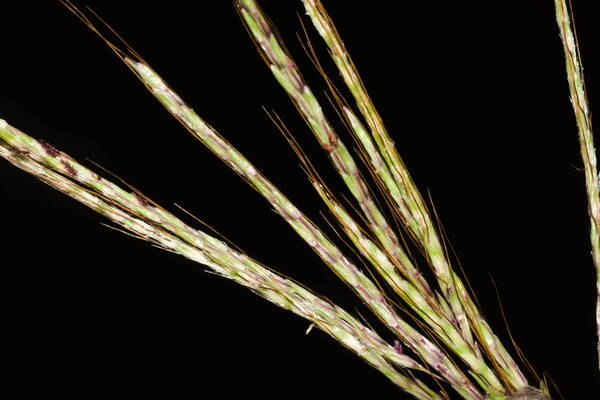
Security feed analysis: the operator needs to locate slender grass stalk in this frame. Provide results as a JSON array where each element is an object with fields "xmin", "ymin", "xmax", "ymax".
[
  {"xmin": 0, "ymin": 118, "xmax": 440, "ymax": 400},
  {"xmin": 554, "ymin": 0, "xmax": 600, "ymax": 372}
]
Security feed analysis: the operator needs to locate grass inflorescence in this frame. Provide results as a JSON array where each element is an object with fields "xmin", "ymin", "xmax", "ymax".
[{"xmin": 1, "ymin": 1, "xmax": 598, "ymax": 399}]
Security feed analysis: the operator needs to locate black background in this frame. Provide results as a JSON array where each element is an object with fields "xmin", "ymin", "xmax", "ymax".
[{"xmin": 1, "ymin": 1, "xmax": 598, "ymax": 399}]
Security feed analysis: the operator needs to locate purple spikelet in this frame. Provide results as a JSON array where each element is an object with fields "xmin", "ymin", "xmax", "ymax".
[
  {"xmin": 134, "ymin": 193, "xmax": 149, "ymax": 207},
  {"xmin": 393, "ymin": 340, "xmax": 403, "ymax": 354},
  {"xmin": 39, "ymin": 141, "xmax": 60, "ymax": 157},
  {"xmin": 12, "ymin": 147, "xmax": 29, "ymax": 156},
  {"xmin": 60, "ymin": 159, "xmax": 77, "ymax": 177}
]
